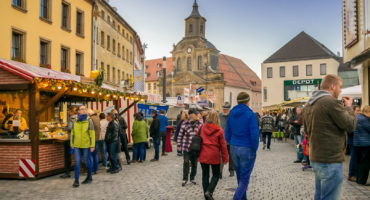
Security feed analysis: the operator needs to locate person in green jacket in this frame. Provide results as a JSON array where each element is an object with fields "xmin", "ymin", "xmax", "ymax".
[
  {"xmin": 131, "ymin": 113, "xmax": 148, "ymax": 163},
  {"xmin": 70, "ymin": 105, "xmax": 95, "ymax": 188}
]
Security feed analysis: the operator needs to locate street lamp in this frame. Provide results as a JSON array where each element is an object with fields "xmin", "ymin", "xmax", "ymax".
[
  {"xmin": 162, "ymin": 56, "xmax": 167, "ymax": 103},
  {"xmin": 171, "ymin": 71, "xmax": 174, "ymax": 97}
]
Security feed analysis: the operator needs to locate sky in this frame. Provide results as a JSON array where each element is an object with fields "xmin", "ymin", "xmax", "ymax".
[{"xmin": 109, "ymin": 0, "xmax": 343, "ymax": 78}]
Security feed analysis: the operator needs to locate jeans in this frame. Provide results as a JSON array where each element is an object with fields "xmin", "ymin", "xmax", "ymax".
[
  {"xmin": 201, "ymin": 163, "xmax": 221, "ymax": 195},
  {"xmin": 262, "ymin": 132, "xmax": 272, "ymax": 149},
  {"xmin": 91, "ymin": 141, "xmax": 99, "ymax": 173},
  {"xmin": 355, "ymin": 146, "xmax": 370, "ymax": 185},
  {"xmin": 230, "ymin": 145, "xmax": 257, "ymax": 200},
  {"xmin": 294, "ymin": 134, "xmax": 302, "ymax": 146},
  {"xmin": 120, "ymin": 133, "xmax": 131, "ymax": 161},
  {"xmin": 311, "ymin": 162, "xmax": 343, "ymax": 200},
  {"xmin": 63, "ymin": 140, "xmax": 71, "ymax": 175},
  {"xmin": 98, "ymin": 140, "xmax": 107, "ymax": 167},
  {"xmin": 348, "ymin": 145, "xmax": 357, "ymax": 178},
  {"xmin": 153, "ymin": 137, "xmax": 160, "ymax": 160},
  {"xmin": 133, "ymin": 142, "xmax": 146, "ymax": 161},
  {"xmin": 161, "ymin": 131, "xmax": 166, "ymax": 154},
  {"xmin": 108, "ymin": 141, "xmax": 119, "ymax": 170},
  {"xmin": 183, "ymin": 151, "xmax": 198, "ymax": 181},
  {"xmin": 74, "ymin": 148, "xmax": 92, "ymax": 181}
]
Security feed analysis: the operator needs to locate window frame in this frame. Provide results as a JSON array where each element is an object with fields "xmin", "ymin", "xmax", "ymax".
[
  {"xmin": 189, "ymin": 24, "xmax": 193, "ymax": 33},
  {"xmin": 39, "ymin": 38, "xmax": 51, "ymax": 67},
  {"xmin": 75, "ymin": 51, "xmax": 84, "ymax": 76},
  {"xmin": 112, "ymin": 39, "xmax": 116, "ymax": 54},
  {"xmin": 293, "ymin": 65, "xmax": 299, "ymax": 77},
  {"xmin": 320, "ymin": 63, "xmax": 327, "ymax": 75},
  {"xmin": 11, "ymin": 29, "xmax": 26, "ymax": 62},
  {"xmin": 61, "ymin": 1, "xmax": 71, "ymax": 31},
  {"xmin": 107, "ymin": 35, "xmax": 110, "ymax": 51},
  {"xmin": 60, "ymin": 46, "xmax": 70, "ymax": 73},
  {"xmin": 40, "ymin": 0, "xmax": 52, "ymax": 22},
  {"xmin": 76, "ymin": 9, "xmax": 85, "ymax": 37},
  {"xmin": 279, "ymin": 66, "xmax": 285, "ymax": 78},
  {"xmin": 267, "ymin": 67, "xmax": 273, "ymax": 78},
  {"xmin": 306, "ymin": 64, "xmax": 312, "ymax": 76},
  {"xmin": 198, "ymin": 56, "xmax": 203, "ymax": 70},
  {"xmin": 12, "ymin": 0, "xmax": 27, "ymax": 12},
  {"xmin": 187, "ymin": 57, "xmax": 192, "ymax": 71},
  {"xmin": 112, "ymin": 67, "xmax": 116, "ymax": 83},
  {"xmin": 107, "ymin": 65, "xmax": 110, "ymax": 82},
  {"xmin": 100, "ymin": 31, "xmax": 105, "ymax": 47}
]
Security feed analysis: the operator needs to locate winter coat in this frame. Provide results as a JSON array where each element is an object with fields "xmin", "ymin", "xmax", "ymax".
[
  {"xmin": 219, "ymin": 112, "xmax": 228, "ymax": 130},
  {"xmin": 105, "ymin": 120, "xmax": 119, "ymax": 144},
  {"xmin": 100, "ymin": 119, "xmax": 109, "ymax": 140},
  {"xmin": 159, "ymin": 114, "xmax": 168, "ymax": 132},
  {"xmin": 353, "ymin": 113, "xmax": 370, "ymax": 147},
  {"xmin": 198, "ymin": 123, "xmax": 229, "ymax": 165},
  {"xmin": 70, "ymin": 117, "xmax": 95, "ymax": 148},
  {"xmin": 150, "ymin": 115, "xmax": 161, "ymax": 138},
  {"xmin": 177, "ymin": 119, "xmax": 202, "ymax": 152},
  {"xmin": 261, "ymin": 115, "xmax": 274, "ymax": 133},
  {"xmin": 303, "ymin": 90, "xmax": 356, "ymax": 163},
  {"xmin": 225, "ymin": 104, "xmax": 259, "ymax": 151},
  {"xmin": 174, "ymin": 120, "xmax": 184, "ymax": 142},
  {"xmin": 132, "ymin": 119, "xmax": 148, "ymax": 144},
  {"xmin": 90, "ymin": 114, "xmax": 101, "ymax": 141}
]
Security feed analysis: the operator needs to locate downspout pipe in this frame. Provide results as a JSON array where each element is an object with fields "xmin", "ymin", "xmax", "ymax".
[{"xmin": 91, "ymin": 0, "xmax": 96, "ymax": 71}]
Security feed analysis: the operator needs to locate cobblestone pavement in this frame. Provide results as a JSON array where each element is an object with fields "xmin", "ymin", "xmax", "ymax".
[{"xmin": 0, "ymin": 141, "xmax": 369, "ymax": 200}]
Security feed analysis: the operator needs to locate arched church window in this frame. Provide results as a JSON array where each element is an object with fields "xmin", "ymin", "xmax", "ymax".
[
  {"xmin": 198, "ymin": 56, "xmax": 202, "ymax": 70},
  {"xmin": 189, "ymin": 24, "xmax": 193, "ymax": 33},
  {"xmin": 200, "ymin": 24, "xmax": 204, "ymax": 34},
  {"xmin": 187, "ymin": 57, "xmax": 192, "ymax": 71},
  {"xmin": 177, "ymin": 58, "xmax": 181, "ymax": 71}
]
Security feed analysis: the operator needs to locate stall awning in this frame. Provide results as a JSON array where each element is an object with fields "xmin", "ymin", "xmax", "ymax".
[{"xmin": 339, "ymin": 85, "xmax": 362, "ymax": 99}]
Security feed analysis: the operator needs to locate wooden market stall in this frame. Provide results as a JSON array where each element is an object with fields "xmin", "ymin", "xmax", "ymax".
[{"xmin": 0, "ymin": 58, "xmax": 145, "ymax": 179}]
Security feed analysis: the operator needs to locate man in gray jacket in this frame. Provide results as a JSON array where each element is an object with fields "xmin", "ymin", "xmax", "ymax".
[
  {"xmin": 219, "ymin": 102, "xmax": 234, "ymax": 177},
  {"xmin": 303, "ymin": 74, "xmax": 356, "ymax": 200}
]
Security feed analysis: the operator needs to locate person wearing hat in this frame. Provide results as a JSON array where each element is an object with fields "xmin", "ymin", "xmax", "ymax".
[
  {"xmin": 219, "ymin": 102, "xmax": 234, "ymax": 178},
  {"xmin": 177, "ymin": 108, "xmax": 202, "ymax": 186},
  {"xmin": 225, "ymin": 92, "xmax": 259, "ymax": 200}
]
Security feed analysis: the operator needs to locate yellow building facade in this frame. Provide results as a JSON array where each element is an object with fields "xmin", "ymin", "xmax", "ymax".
[
  {"xmin": 342, "ymin": 0, "xmax": 370, "ymax": 106},
  {"xmin": 94, "ymin": 0, "xmax": 135, "ymax": 89},
  {"xmin": 0, "ymin": 0, "xmax": 92, "ymax": 76}
]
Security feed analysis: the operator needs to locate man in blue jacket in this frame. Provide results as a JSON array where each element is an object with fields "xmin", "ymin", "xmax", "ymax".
[
  {"xmin": 225, "ymin": 92, "xmax": 259, "ymax": 200},
  {"xmin": 159, "ymin": 109, "xmax": 169, "ymax": 156}
]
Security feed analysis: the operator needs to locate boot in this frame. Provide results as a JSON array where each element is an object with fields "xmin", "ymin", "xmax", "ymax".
[
  {"xmin": 72, "ymin": 180, "xmax": 79, "ymax": 188},
  {"xmin": 81, "ymin": 177, "xmax": 92, "ymax": 184}
]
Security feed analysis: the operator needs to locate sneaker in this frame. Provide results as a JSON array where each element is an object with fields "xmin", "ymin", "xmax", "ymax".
[
  {"xmin": 110, "ymin": 169, "xmax": 119, "ymax": 174},
  {"xmin": 72, "ymin": 180, "xmax": 79, "ymax": 188},
  {"xmin": 190, "ymin": 180, "xmax": 196, "ymax": 185},
  {"xmin": 293, "ymin": 160, "xmax": 301, "ymax": 163},
  {"xmin": 347, "ymin": 177, "xmax": 356, "ymax": 182},
  {"xmin": 263, "ymin": 144, "xmax": 266, "ymax": 150},
  {"xmin": 131, "ymin": 160, "xmax": 137, "ymax": 163},
  {"xmin": 204, "ymin": 191, "xmax": 214, "ymax": 200},
  {"xmin": 81, "ymin": 178, "xmax": 92, "ymax": 184},
  {"xmin": 150, "ymin": 158, "xmax": 158, "ymax": 162},
  {"xmin": 60, "ymin": 174, "xmax": 71, "ymax": 178},
  {"xmin": 182, "ymin": 180, "xmax": 187, "ymax": 187},
  {"xmin": 229, "ymin": 171, "xmax": 235, "ymax": 177},
  {"xmin": 104, "ymin": 166, "xmax": 109, "ymax": 170}
]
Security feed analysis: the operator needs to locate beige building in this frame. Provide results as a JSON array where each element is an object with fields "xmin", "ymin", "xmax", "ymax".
[
  {"xmin": 342, "ymin": 0, "xmax": 370, "ymax": 106},
  {"xmin": 94, "ymin": 0, "xmax": 136, "ymax": 89},
  {"xmin": 147, "ymin": 1, "xmax": 261, "ymax": 112},
  {"xmin": 261, "ymin": 32, "xmax": 340, "ymax": 108}
]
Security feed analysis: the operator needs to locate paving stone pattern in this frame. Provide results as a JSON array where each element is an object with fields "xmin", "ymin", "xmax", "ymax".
[{"xmin": 0, "ymin": 141, "xmax": 369, "ymax": 200}]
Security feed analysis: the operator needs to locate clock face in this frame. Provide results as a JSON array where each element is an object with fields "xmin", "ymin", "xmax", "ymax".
[{"xmin": 187, "ymin": 47, "xmax": 192, "ymax": 54}]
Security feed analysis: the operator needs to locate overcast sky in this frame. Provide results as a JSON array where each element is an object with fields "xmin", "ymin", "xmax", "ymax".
[{"xmin": 109, "ymin": 0, "xmax": 343, "ymax": 78}]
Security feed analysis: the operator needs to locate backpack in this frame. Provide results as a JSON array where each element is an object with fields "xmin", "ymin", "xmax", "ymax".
[{"xmin": 189, "ymin": 126, "xmax": 203, "ymax": 155}]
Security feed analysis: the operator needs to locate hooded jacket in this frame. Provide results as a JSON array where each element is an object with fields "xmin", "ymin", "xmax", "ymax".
[
  {"xmin": 353, "ymin": 113, "xmax": 370, "ymax": 147},
  {"xmin": 198, "ymin": 123, "xmax": 229, "ymax": 165},
  {"xmin": 150, "ymin": 115, "xmax": 161, "ymax": 138},
  {"xmin": 159, "ymin": 114, "xmax": 168, "ymax": 132},
  {"xmin": 70, "ymin": 117, "xmax": 95, "ymax": 148},
  {"xmin": 132, "ymin": 116, "xmax": 148, "ymax": 144},
  {"xmin": 303, "ymin": 90, "xmax": 356, "ymax": 163},
  {"xmin": 225, "ymin": 104, "xmax": 259, "ymax": 151}
]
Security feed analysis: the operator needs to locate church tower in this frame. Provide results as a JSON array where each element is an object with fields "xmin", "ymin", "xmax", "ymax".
[{"xmin": 185, "ymin": 0, "xmax": 206, "ymax": 38}]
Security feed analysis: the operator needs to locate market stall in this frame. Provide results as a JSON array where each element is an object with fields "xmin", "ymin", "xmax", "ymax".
[{"xmin": 0, "ymin": 58, "xmax": 146, "ymax": 179}]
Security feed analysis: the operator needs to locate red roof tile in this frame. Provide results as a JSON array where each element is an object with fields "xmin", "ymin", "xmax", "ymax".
[{"xmin": 144, "ymin": 58, "xmax": 173, "ymax": 81}]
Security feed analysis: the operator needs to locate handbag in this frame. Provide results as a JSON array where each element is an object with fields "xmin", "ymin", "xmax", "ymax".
[{"xmin": 189, "ymin": 125, "xmax": 203, "ymax": 155}]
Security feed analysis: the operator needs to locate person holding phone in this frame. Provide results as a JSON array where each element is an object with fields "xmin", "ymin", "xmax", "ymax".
[{"xmin": 4, "ymin": 109, "xmax": 27, "ymax": 133}]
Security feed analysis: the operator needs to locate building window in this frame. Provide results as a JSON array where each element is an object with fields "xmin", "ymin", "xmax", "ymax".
[
  {"xmin": 122, "ymin": 72, "xmax": 125, "ymax": 82},
  {"xmin": 156, "ymin": 71, "xmax": 160, "ymax": 77},
  {"xmin": 263, "ymin": 87, "xmax": 267, "ymax": 102},
  {"xmin": 157, "ymin": 63, "xmax": 161, "ymax": 68},
  {"xmin": 100, "ymin": 10, "xmax": 105, "ymax": 20},
  {"xmin": 187, "ymin": 57, "xmax": 192, "ymax": 71},
  {"xmin": 189, "ymin": 24, "xmax": 193, "ymax": 33},
  {"xmin": 153, "ymin": 83, "xmax": 157, "ymax": 90},
  {"xmin": 320, "ymin": 63, "xmax": 327, "ymax": 75},
  {"xmin": 11, "ymin": 31, "xmax": 24, "ymax": 62},
  {"xmin": 148, "ymin": 83, "xmax": 152, "ymax": 91},
  {"xmin": 118, "ymin": 25, "xmax": 120, "ymax": 32},
  {"xmin": 118, "ymin": 69, "xmax": 121, "ymax": 83},
  {"xmin": 40, "ymin": 0, "xmax": 50, "ymax": 20},
  {"xmin": 100, "ymin": 62, "xmax": 105, "ymax": 79},
  {"xmin": 100, "ymin": 31, "xmax": 104, "ymax": 47},
  {"xmin": 112, "ymin": 39, "xmax": 116, "ymax": 54},
  {"xmin": 177, "ymin": 58, "xmax": 181, "ymax": 71},
  {"xmin": 112, "ymin": 67, "xmax": 116, "ymax": 83},
  {"xmin": 118, "ymin": 43, "xmax": 121, "ymax": 57},
  {"xmin": 107, "ymin": 16, "xmax": 110, "ymax": 24},
  {"xmin": 267, "ymin": 67, "xmax": 272, "ymax": 78},
  {"xmin": 107, "ymin": 65, "xmax": 110, "ymax": 82},
  {"xmin": 126, "ymin": 49, "xmax": 129, "ymax": 62},
  {"xmin": 122, "ymin": 46, "xmax": 125, "ymax": 60},
  {"xmin": 122, "ymin": 29, "xmax": 125, "ymax": 36},
  {"xmin": 293, "ymin": 65, "xmax": 299, "ymax": 77},
  {"xmin": 75, "ymin": 52, "xmax": 83, "ymax": 75},
  {"xmin": 107, "ymin": 35, "xmax": 110, "ymax": 50},
  {"xmin": 12, "ymin": 0, "xmax": 26, "ymax": 10},
  {"xmin": 229, "ymin": 92, "xmax": 232, "ymax": 107},
  {"xmin": 76, "ymin": 10, "xmax": 84, "ymax": 36},
  {"xmin": 198, "ymin": 56, "xmax": 202, "ymax": 70},
  {"xmin": 39, "ymin": 40, "xmax": 50, "ymax": 67},
  {"xmin": 306, "ymin": 64, "xmax": 312, "ymax": 76},
  {"xmin": 61, "ymin": 2, "xmax": 70, "ymax": 30},
  {"xmin": 61, "ymin": 47, "xmax": 70, "ymax": 72},
  {"xmin": 200, "ymin": 24, "xmax": 204, "ymax": 34},
  {"xmin": 112, "ymin": 21, "xmax": 115, "ymax": 29},
  {"xmin": 130, "ymin": 37, "xmax": 133, "ymax": 43},
  {"xmin": 279, "ymin": 66, "xmax": 285, "ymax": 77},
  {"xmin": 130, "ymin": 52, "xmax": 133, "ymax": 64}
]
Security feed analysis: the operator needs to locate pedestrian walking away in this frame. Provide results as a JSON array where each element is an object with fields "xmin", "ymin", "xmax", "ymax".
[
  {"xmin": 177, "ymin": 109, "xmax": 202, "ymax": 186},
  {"xmin": 303, "ymin": 74, "xmax": 356, "ymax": 200},
  {"xmin": 199, "ymin": 110, "xmax": 229, "ymax": 200},
  {"xmin": 150, "ymin": 110, "xmax": 161, "ymax": 161},
  {"xmin": 159, "ymin": 109, "xmax": 169, "ymax": 156},
  {"xmin": 112, "ymin": 109, "xmax": 131, "ymax": 165},
  {"xmin": 225, "ymin": 92, "xmax": 259, "ymax": 200},
  {"xmin": 70, "ymin": 105, "xmax": 96, "ymax": 188},
  {"xmin": 261, "ymin": 112, "xmax": 274, "ymax": 151},
  {"xmin": 131, "ymin": 113, "xmax": 148, "ymax": 163}
]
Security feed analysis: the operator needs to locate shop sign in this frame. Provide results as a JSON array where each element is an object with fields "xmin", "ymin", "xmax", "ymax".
[
  {"xmin": 137, "ymin": 104, "xmax": 169, "ymax": 120},
  {"xmin": 284, "ymin": 79, "xmax": 322, "ymax": 86},
  {"xmin": 177, "ymin": 96, "xmax": 184, "ymax": 106}
]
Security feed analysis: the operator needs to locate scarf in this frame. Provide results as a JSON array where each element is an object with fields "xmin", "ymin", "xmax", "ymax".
[{"xmin": 77, "ymin": 114, "xmax": 88, "ymax": 121}]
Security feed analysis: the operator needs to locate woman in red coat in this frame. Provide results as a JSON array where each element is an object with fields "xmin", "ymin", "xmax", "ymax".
[{"xmin": 198, "ymin": 110, "xmax": 229, "ymax": 200}]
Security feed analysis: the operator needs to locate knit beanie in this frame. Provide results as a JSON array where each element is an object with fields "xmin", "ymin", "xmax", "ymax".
[{"xmin": 237, "ymin": 92, "xmax": 250, "ymax": 104}]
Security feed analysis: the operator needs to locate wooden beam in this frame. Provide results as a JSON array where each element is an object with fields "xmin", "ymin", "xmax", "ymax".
[
  {"xmin": 119, "ymin": 100, "xmax": 139, "ymax": 116},
  {"xmin": 36, "ymin": 89, "xmax": 68, "ymax": 117},
  {"xmin": 29, "ymin": 83, "xmax": 40, "ymax": 177}
]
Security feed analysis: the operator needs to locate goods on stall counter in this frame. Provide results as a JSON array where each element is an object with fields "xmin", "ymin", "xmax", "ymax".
[
  {"xmin": 39, "ymin": 122, "xmax": 68, "ymax": 140},
  {"xmin": 17, "ymin": 129, "xmax": 29, "ymax": 140}
]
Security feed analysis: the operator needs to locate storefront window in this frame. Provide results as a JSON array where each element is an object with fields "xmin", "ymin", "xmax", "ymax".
[
  {"xmin": 0, "ymin": 91, "xmax": 30, "ymax": 140},
  {"xmin": 284, "ymin": 79, "xmax": 322, "ymax": 101}
]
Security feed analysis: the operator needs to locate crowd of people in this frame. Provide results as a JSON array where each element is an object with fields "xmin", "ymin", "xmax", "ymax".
[{"xmin": 58, "ymin": 74, "xmax": 369, "ymax": 200}]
